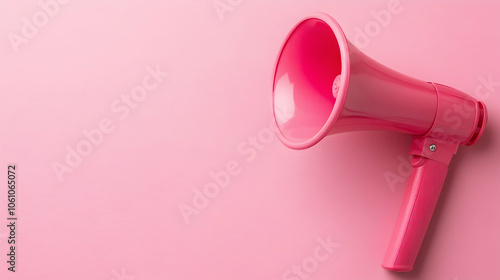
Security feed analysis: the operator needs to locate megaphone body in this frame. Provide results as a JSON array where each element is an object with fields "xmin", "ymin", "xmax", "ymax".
[{"xmin": 272, "ymin": 13, "xmax": 487, "ymax": 272}]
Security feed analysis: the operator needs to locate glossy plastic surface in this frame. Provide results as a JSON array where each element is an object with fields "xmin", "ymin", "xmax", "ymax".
[
  {"xmin": 271, "ymin": 12, "xmax": 488, "ymax": 272},
  {"xmin": 273, "ymin": 14, "xmax": 349, "ymax": 149},
  {"xmin": 382, "ymin": 155, "xmax": 448, "ymax": 272},
  {"xmin": 273, "ymin": 13, "xmax": 437, "ymax": 150},
  {"xmin": 382, "ymin": 137, "xmax": 459, "ymax": 271}
]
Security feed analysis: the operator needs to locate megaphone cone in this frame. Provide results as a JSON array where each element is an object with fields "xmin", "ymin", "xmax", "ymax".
[{"xmin": 272, "ymin": 12, "xmax": 487, "ymax": 272}]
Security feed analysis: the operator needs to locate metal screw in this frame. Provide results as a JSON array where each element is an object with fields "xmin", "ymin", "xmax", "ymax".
[{"xmin": 429, "ymin": 144, "xmax": 437, "ymax": 152}]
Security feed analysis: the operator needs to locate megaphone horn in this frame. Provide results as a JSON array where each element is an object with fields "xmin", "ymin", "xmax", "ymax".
[{"xmin": 272, "ymin": 12, "xmax": 487, "ymax": 272}]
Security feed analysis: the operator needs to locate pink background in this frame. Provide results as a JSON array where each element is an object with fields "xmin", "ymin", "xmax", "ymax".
[{"xmin": 0, "ymin": 0, "xmax": 499, "ymax": 279}]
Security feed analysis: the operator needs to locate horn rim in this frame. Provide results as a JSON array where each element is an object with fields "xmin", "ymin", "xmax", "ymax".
[{"xmin": 272, "ymin": 12, "xmax": 351, "ymax": 149}]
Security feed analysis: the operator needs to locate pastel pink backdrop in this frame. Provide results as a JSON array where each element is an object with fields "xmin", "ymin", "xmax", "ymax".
[{"xmin": 0, "ymin": 0, "xmax": 498, "ymax": 279}]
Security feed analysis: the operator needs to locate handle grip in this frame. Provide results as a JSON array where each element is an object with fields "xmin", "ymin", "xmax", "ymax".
[{"xmin": 382, "ymin": 137, "xmax": 457, "ymax": 272}]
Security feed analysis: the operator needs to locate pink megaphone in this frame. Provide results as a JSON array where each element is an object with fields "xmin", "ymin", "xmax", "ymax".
[{"xmin": 272, "ymin": 13, "xmax": 487, "ymax": 272}]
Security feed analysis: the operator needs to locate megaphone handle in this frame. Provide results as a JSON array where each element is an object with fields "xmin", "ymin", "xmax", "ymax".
[{"xmin": 382, "ymin": 137, "xmax": 458, "ymax": 272}]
